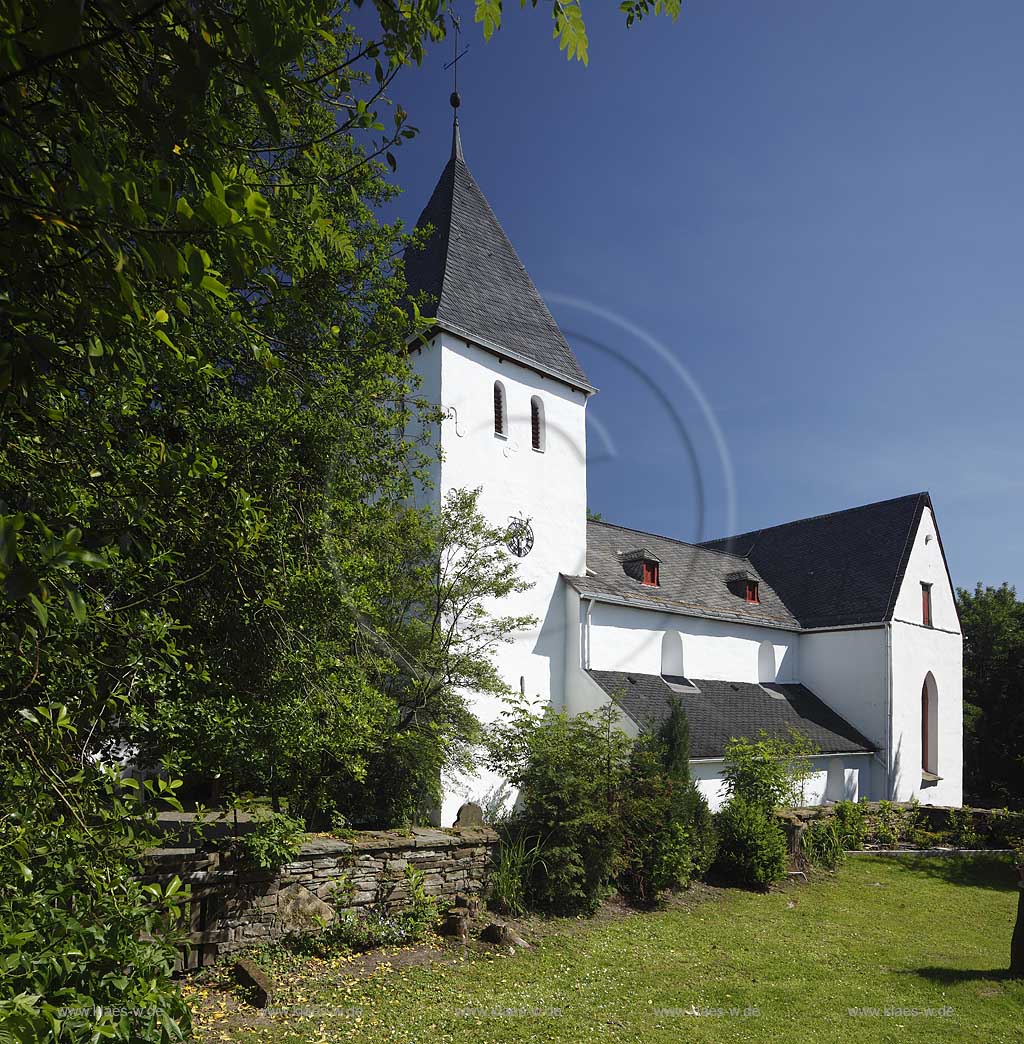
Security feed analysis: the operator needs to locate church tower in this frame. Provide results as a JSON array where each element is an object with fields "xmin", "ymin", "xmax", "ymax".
[{"xmin": 405, "ymin": 108, "xmax": 594, "ymax": 818}]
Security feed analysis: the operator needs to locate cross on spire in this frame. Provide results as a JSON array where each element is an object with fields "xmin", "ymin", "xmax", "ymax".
[{"xmin": 444, "ymin": 12, "xmax": 469, "ymax": 160}]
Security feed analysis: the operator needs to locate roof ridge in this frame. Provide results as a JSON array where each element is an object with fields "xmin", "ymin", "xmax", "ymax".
[
  {"xmin": 587, "ymin": 518, "xmax": 751, "ymax": 563},
  {"xmin": 701, "ymin": 491, "xmax": 930, "ymax": 547}
]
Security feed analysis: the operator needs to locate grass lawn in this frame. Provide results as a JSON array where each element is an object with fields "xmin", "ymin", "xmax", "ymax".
[{"xmin": 185, "ymin": 854, "xmax": 1023, "ymax": 1043}]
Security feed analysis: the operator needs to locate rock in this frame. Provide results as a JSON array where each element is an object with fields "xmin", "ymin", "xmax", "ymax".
[
  {"xmin": 234, "ymin": 958, "xmax": 272, "ymax": 1008},
  {"xmin": 441, "ymin": 907, "xmax": 469, "ymax": 945},
  {"xmin": 453, "ymin": 802, "xmax": 485, "ymax": 830},
  {"xmin": 480, "ymin": 921, "xmax": 529, "ymax": 949},
  {"xmin": 455, "ymin": 893, "xmax": 481, "ymax": 916},
  {"xmin": 277, "ymin": 882, "xmax": 335, "ymax": 932}
]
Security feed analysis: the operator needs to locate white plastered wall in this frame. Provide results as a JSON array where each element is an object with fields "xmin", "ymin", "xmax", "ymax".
[{"xmin": 413, "ymin": 333, "xmax": 590, "ymax": 823}]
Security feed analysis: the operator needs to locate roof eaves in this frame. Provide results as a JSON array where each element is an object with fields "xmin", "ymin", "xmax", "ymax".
[
  {"xmin": 561, "ymin": 576, "xmax": 803, "ymax": 632},
  {"xmin": 413, "ymin": 319, "xmax": 598, "ymax": 396}
]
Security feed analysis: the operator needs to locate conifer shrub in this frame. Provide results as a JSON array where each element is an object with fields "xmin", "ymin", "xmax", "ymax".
[
  {"xmin": 713, "ymin": 796, "xmax": 789, "ymax": 889},
  {"xmin": 487, "ymin": 704, "xmax": 630, "ymax": 915}
]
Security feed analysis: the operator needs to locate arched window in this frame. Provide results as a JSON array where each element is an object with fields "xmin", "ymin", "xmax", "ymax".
[
  {"xmin": 922, "ymin": 674, "xmax": 938, "ymax": 775},
  {"xmin": 493, "ymin": 381, "xmax": 506, "ymax": 436},
  {"xmin": 661, "ymin": 630, "xmax": 684, "ymax": 678},
  {"xmin": 530, "ymin": 395, "xmax": 545, "ymax": 452},
  {"xmin": 757, "ymin": 640, "xmax": 776, "ymax": 684}
]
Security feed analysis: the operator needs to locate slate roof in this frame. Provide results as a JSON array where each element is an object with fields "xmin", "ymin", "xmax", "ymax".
[
  {"xmin": 699, "ymin": 493, "xmax": 930, "ymax": 629},
  {"xmin": 586, "ymin": 671, "xmax": 876, "ymax": 757},
  {"xmin": 404, "ymin": 121, "xmax": 593, "ymax": 393},
  {"xmin": 564, "ymin": 520, "xmax": 802, "ymax": 630}
]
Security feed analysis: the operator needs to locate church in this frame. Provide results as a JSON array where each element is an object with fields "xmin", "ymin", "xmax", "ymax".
[{"xmin": 405, "ymin": 111, "xmax": 963, "ymax": 823}]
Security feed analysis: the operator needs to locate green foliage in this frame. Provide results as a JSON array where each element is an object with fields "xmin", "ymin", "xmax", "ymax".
[
  {"xmin": 721, "ymin": 729, "xmax": 819, "ymax": 811},
  {"xmin": 712, "ymin": 796, "xmax": 789, "ymax": 890},
  {"xmin": 871, "ymin": 800, "xmax": 918, "ymax": 848},
  {"xmin": 0, "ymin": 705, "xmax": 191, "ymax": 1042},
  {"xmin": 618, "ymin": 701, "xmax": 711, "ymax": 906},
  {"xmin": 489, "ymin": 830, "xmax": 547, "ymax": 917},
  {"xmin": 957, "ymin": 583, "xmax": 1024, "ymax": 810},
  {"xmin": 234, "ymin": 813, "xmax": 307, "ymax": 872},
  {"xmin": 949, "ymin": 807, "xmax": 981, "ymax": 849},
  {"xmin": 289, "ymin": 865, "xmax": 439, "ymax": 955},
  {"xmin": 831, "ymin": 800, "xmax": 868, "ymax": 849},
  {"xmin": 803, "ymin": 817, "xmax": 845, "ymax": 870},
  {"xmin": 472, "ymin": 0, "xmax": 679, "ymax": 65},
  {"xmin": 487, "ymin": 702, "xmax": 630, "ymax": 915}
]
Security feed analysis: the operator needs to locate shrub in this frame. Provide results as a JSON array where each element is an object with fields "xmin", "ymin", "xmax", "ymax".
[
  {"xmin": 832, "ymin": 800, "xmax": 867, "ymax": 849},
  {"xmin": 871, "ymin": 800, "xmax": 918, "ymax": 847},
  {"xmin": 235, "ymin": 813, "xmax": 306, "ymax": 871},
  {"xmin": 949, "ymin": 807, "xmax": 980, "ymax": 848},
  {"xmin": 685, "ymin": 785, "xmax": 719, "ymax": 879},
  {"xmin": 487, "ymin": 702, "xmax": 630, "ymax": 915},
  {"xmin": 287, "ymin": 865, "xmax": 438, "ymax": 956},
  {"xmin": 989, "ymin": 808, "xmax": 1024, "ymax": 849},
  {"xmin": 712, "ymin": 795, "xmax": 789, "ymax": 890},
  {"xmin": 619, "ymin": 701, "xmax": 714, "ymax": 905},
  {"xmin": 803, "ymin": 817, "xmax": 844, "ymax": 869},
  {"xmin": 0, "ymin": 706, "xmax": 191, "ymax": 1042},
  {"xmin": 721, "ymin": 729, "xmax": 818, "ymax": 811},
  {"xmin": 490, "ymin": 829, "xmax": 546, "ymax": 916}
]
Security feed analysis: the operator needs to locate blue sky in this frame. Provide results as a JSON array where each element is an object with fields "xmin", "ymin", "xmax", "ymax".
[{"xmin": 383, "ymin": 1, "xmax": 1023, "ymax": 591}]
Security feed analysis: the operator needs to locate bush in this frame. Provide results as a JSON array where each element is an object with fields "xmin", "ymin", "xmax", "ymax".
[
  {"xmin": 803, "ymin": 817, "xmax": 845, "ymax": 869},
  {"xmin": 949, "ymin": 807, "xmax": 980, "ymax": 848},
  {"xmin": 721, "ymin": 730, "xmax": 818, "ymax": 811},
  {"xmin": 286, "ymin": 865, "xmax": 438, "ymax": 955},
  {"xmin": 235, "ymin": 812, "xmax": 307, "ymax": 871},
  {"xmin": 619, "ymin": 701, "xmax": 714, "ymax": 906},
  {"xmin": 832, "ymin": 800, "xmax": 867, "ymax": 849},
  {"xmin": 487, "ymin": 703, "xmax": 630, "ymax": 916},
  {"xmin": 0, "ymin": 706, "xmax": 191, "ymax": 1042},
  {"xmin": 712, "ymin": 796, "xmax": 789, "ymax": 890},
  {"xmin": 686, "ymin": 788, "xmax": 719, "ymax": 878},
  {"xmin": 490, "ymin": 829, "xmax": 546, "ymax": 916},
  {"xmin": 871, "ymin": 800, "xmax": 918, "ymax": 847}
]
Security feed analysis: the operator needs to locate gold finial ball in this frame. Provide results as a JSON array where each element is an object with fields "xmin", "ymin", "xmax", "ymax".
[{"xmin": 450, "ymin": 91, "xmax": 461, "ymax": 110}]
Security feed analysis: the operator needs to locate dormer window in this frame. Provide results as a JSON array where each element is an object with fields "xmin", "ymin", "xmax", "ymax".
[
  {"xmin": 726, "ymin": 569, "xmax": 760, "ymax": 603},
  {"xmin": 620, "ymin": 548, "xmax": 661, "ymax": 587}
]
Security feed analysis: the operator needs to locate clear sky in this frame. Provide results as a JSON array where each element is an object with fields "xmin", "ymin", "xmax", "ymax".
[{"xmin": 383, "ymin": 0, "xmax": 1023, "ymax": 592}]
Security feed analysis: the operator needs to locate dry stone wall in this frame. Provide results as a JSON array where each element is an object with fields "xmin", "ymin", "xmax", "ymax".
[{"xmin": 144, "ymin": 826, "xmax": 498, "ymax": 970}]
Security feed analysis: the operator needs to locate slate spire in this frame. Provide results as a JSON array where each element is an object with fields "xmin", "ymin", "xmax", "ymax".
[{"xmin": 404, "ymin": 110, "xmax": 592, "ymax": 392}]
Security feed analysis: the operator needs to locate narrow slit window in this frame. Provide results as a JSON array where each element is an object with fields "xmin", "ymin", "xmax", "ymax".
[
  {"xmin": 530, "ymin": 395, "xmax": 544, "ymax": 452},
  {"xmin": 493, "ymin": 381, "xmax": 506, "ymax": 436},
  {"xmin": 921, "ymin": 582, "xmax": 932, "ymax": 627}
]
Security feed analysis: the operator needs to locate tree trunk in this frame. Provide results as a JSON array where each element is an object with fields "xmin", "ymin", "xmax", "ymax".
[{"xmin": 1012, "ymin": 884, "xmax": 1024, "ymax": 976}]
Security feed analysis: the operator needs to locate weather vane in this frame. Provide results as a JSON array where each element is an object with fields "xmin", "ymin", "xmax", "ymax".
[{"xmin": 444, "ymin": 12, "xmax": 470, "ymax": 110}]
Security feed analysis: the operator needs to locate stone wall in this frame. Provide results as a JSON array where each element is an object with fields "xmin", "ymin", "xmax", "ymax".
[
  {"xmin": 144, "ymin": 826, "xmax": 498, "ymax": 970},
  {"xmin": 776, "ymin": 802, "xmax": 1024, "ymax": 864}
]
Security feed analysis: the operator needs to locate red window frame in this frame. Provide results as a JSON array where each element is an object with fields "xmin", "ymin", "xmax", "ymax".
[
  {"xmin": 641, "ymin": 561, "xmax": 659, "ymax": 586},
  {"xmin": 921, "ymin": 583, "xmax": 932, "ymax": 627},
  {"xmin": 745, "ymin": 580, "xmax": 760, "ymax": 603}
]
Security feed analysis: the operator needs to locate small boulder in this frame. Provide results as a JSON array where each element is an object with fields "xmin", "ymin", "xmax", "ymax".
[
  {"xmin": 234, "ymin": 958, "xmax": 272, "ymax": 1009},
  {"xmin": 480, "ymin": 921, "xmax": 529, "ymax": 949},
  {"xmin": 441, "ymin": 907, "xmax": 470, "ymax": 945},
  {"xmin": 453, "ymin": 802, "xmax": 485, "ymax": 830}
]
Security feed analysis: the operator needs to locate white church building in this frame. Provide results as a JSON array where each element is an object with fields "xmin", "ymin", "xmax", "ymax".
[{"xmin": 405, "ymin": 117, "xmax": 963, "ymax": 822}]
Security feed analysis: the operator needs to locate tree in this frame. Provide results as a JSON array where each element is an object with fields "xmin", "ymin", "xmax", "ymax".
[{"xmin": 958, "ymin": 583, "xmax": 1024, "ymax": 809}]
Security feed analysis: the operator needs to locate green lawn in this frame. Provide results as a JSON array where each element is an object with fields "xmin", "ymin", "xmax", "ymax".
[{"xmin": 186, "ymin": 854, "xmax": 1023, "ymax": 1044}]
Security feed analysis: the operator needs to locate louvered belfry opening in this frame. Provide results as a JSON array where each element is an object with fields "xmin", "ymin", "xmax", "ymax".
[
  {"xmin": 531, "ymin": 398, "xmax": 541, "ymax": 450},
  {"xmin": 493, "ymin": 382, "xmax": 505, "ymax": 435}
]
